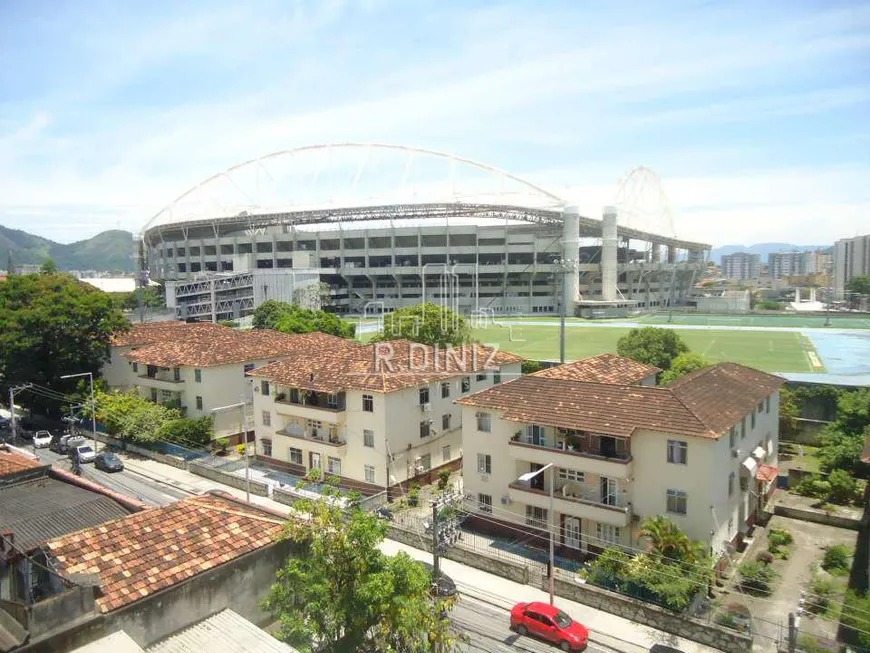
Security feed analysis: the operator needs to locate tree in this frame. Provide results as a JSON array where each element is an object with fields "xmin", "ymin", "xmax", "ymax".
[
  {"xmin": 377, "ymin": 303, "xmax": 469, "ymax": 348},
  {"xmin": 660, "ymin": 353, "xmax": 710, "ymax": 385},
  {"xmin": 252, "ymin": 300, "xmax": 355, "ymax": 338},
  {"xmin": 616, "ymin": 327, "xmax": 689, "ymax": 372},
  {"xmin": 817, "ymin": 425, "xmax": 867, "ymax": 475},
  {"xmin": 263, "ymin": 478, "xmax": 459, "ymax": 652},
  {"xmin": 0, "ymin": 273, "xmax": 129, "ymax": 413},
  {"xmin": 833, "ymin": 388, "xmax": 870, "ymax": 437},
  {"xmin": 39, "ymin": 258, "xmax": 57, "ymax": 274},
  {"xmin": 779, "ymin": 387, "xmax": 800, "ymax": 438},
  {"xmin": 846, "ymin": 275, "xmax": 870, "ymax": 296},
  {"xmin": 93, "ymin": 389, "xmax": 181, "ymax": 442},
  {"xmin": 639, "ymin": 515, "xmax": 698, "ymax": 564},
  {"xmin": 158, "ymin": 416, "xmax": 214, "ymax": 447}
]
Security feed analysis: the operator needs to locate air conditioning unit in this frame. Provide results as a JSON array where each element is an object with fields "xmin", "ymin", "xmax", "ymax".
[
  {"xmin": 732, "ymin": 448, "xmax": 741, "ymax": 459},
  {"xmin": 421, "ymin": 403, "xmax": 432, "ymax": 412},
  {"xmin": 501, "ymin": 495, "xmax": 512, "ymax": 505}
]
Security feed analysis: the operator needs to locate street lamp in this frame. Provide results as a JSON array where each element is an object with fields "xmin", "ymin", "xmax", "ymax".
[
  {"xmin": 516, "ymin": 462, "xmax": 556, "ymax": 605},
  {"xmin": 60, "ymin": 372, "xmax": 97, "ymax": 453},
  {"xmin": 212, "ymin": 401, "xmax": 250, "ymax": 502}
]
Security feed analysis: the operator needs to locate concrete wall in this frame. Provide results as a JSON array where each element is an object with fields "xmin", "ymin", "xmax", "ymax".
[
  {"xmin": 101, "ymin": 345, "xmax": 137, "ymax": 388},
  {"xmin": 95, "ymin": 432, "xmax": 188, "ymax": 470},
  {"xmin": 188, "ymin": 461, "xmax": 270, "ymax": 496},
  {"xmin": 773, "ymin": 504, "xmax": 863, "ymax": 530}
]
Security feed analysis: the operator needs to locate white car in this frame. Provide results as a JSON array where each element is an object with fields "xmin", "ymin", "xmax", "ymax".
[
  {"xmin": 32, "ymin": 430, "xmax": 52, "ymax": 448},
  {"xmin": 73, "ymin": 445, "xmax": 96, "ymax": 464}
]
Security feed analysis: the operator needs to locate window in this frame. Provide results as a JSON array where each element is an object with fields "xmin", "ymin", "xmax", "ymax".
[
  {"xmin": 289, "ymin": 447, "xmax": 303, "ymax": 465},
  {"xmin": 419, "ymin": 386, "xmax": 430, "ymax": 405},
  {"xmin": 525, "ymin": 505, "xmax": 547, "ymax": 529},
  {"xmin": 262, "ymin": 411, "xmax": 271, "ymax": 426},
  {"xmin": 195, "ymin": 396, "xmax": 203, "ymax": 410},
  {"xmin": 478, "ymin": 493, "xmax": 493, "ymax": 514},
  {"xmin": 597, "ymin": 523, "xmax": 621, "ymax": 545},
  {"xmin": 751, "ymin": 410, "xmax": 756, "ymax": 429},
  {"xmin": 667, "ymin": 440, "xmax": 687, "ymax": 465},
  {"xmin": 558, "ymin": 468, "xmax": 585, "ymax": 482},
  {"xmin": 765, "ymin": 397, "xmax": 770, "ymax": 413},
  {"xmin": 740, "ymin": 476, "xmax": 748, "ymax": 491},
  {"xmin": 363, "ymin": 429, "xmax": 375, "ymax": 448},
  {"xmin": 362, "ymin": 394, "xmax": 374, "ymax": 412},
  {"xmin": 173, "ymin": 367, "xmax": 181, "ymax": 382},
  {"xmin": 327, "ymin": 393, "xmax": 339, "ymax": 409},
  {"xmin": 364, "ymin": 465, "xmax": 376, "ymax": 484},
  {"xmin": 194, "ymin": 368, "xmax": 202, "ymax": 383},
  {"xmin": 741, "ymin": 417, "xmax": 746, "ymax": 438},
  {"xmin": 493, "ymin": 370, "xmax": 501, "ymax": 384},
  {"xmin": 150, "ymin": 388, "xmax": 158, "ymax": 402},
  {"xmin": 758, "ymin": 401, "xmax": 764, "ymax": 414},
  {"xmin": 442, "ymin": 413, "xmax": 451, "ymax": 431},
  {"xmin": 728, "ymin": 472, "xmax": 735, "ymax": 497},
  {"xmin": 441, "ymin": 382, "xmax": 450, "ymax": 399},
  {"xmin": 306, "ymin": 419, "xmax": 322, "ymax": 437},
  {"xmin": 420, "ymin": 421, "xmax": 431, "ymax": 438},
  {"xmin": 729, "ymin": 426, "xmax": 736, "ymax": 448},
  {"xmin": 327, "ymin": 456, "xmax": 341, "ymax": 476},
  {"xmin": 419, "ymin": 454, "xmax": 431, "ymax": 471},
  {"xmin": 666, "ymin": 489, "xmax": 687, "ymax": 515},
  {"xmin": 476, "ymin": 412, "xmax": 492, "ymax": 432},
  {"xmin": 161, "ymin": 389, "xmax": 173, "ymax": 403},
  {"xmin": 476, "ymin": 372, "xmax": 487, "ymax": 381},
  {"xmin": 461, "ymin": 377, "xmax": 471, "ymax": 393},
  {"xmin": 261, "ymin": 380, "xmax": 270, "ymax": 396},
  {"xmin": 442, "ymin": 444, "xmax": 451, "ymax": 462},
  {"xmin": 477, "ymin": 453, "xmax": 491, "ymax": 474},
  {"xmin": 177, "ymin": 247, "xmax": 186, "ymax": 256},
  {"xmin": 261, "ymin": 439, "xmax": 272, "ymax": 457}
]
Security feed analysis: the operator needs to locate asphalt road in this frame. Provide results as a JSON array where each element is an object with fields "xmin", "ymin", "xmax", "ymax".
[
  {"xmin": 452, "ymin": 596, "xmax": 609, "ymax": 653},
  {"xmin": 31, "ymin": 445, "xmax": 190, "ymax": 506}
]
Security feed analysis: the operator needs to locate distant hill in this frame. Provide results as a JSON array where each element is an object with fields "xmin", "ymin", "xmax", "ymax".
[
  {"xmin": 711, "ymin": 243, "xmax": 831, "ymax": 265},
  {"xmin": 0, "ymin": 226, "xmax": 135, "ymax": 272}
]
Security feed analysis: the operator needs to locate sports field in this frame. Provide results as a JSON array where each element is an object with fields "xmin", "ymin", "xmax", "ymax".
[
  {"xmin": 506, "ymin": 313, "xmax": 870, "ymax": 329},
  {"xmin": 471, "ymin": 323, "xmax": 820, "ymax": 373}
]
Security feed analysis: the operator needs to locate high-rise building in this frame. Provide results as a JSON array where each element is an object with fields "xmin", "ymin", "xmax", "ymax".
[
  {"xmin": 721, "ymin": 252, "xmax": 761, "ymax": 280},
  {"xmin": 834, "ymin": 234, "xmax": 870, "ymax": 294},
  {"xmin": 769, "ymin": 251, "xmax": 813, "ymax": 279}
]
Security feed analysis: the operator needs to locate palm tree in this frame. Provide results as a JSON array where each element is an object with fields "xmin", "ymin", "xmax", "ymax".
[{"xmin": 639, "ymin": 516, "xmax": 694, "ymax": 563}]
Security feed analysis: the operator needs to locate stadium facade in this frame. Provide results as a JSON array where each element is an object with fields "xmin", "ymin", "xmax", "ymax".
[{"xmin": 140, "ymin": 145, "xmax": 711, "ymax": 319}]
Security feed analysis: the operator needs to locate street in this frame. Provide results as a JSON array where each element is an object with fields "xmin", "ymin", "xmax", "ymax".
[
  {"xmin": 452, "ymin": 596, "xmax": 610, "ymax": 653},
  {"xmin": 32, "ymin": 446, "xmax": 191, "ymax": 506}
]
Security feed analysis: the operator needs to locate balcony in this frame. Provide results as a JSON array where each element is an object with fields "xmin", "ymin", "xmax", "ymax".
[
  {"xmin": 274, "ymin": 390, "xmax": 346, "ymax": 424},
  {"xmin": 276, "ymin": 425, "xmax": 348, "ymax": 455},
  {"xmin": 510, "ymin": 481, "xmax": 632, "ymax": 527},
  {"xmin": 508, "ymin": 436, "xmax": 633, "ymax": 479},
  {"xmin": 138, "ymin": 369, "xmax": 184, "ymax": 387}
]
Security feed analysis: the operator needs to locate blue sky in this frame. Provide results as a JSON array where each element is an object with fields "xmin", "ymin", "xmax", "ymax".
[{"xmin": 0, "ymin": 0, "xmax": 868, "ymax": 246}]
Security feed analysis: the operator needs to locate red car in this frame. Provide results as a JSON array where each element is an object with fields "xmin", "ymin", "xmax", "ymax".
[{"xmin": 510, "ymin": 601, "xmax": 589, "ymax": 651}]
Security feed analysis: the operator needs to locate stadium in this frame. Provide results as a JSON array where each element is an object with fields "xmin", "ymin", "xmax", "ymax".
[{"xmin": 140, "ymin": 143, "xmax": 710, "ymax": 320}]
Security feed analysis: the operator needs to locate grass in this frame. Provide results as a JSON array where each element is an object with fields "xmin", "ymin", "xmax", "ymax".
[
  {"xmin": 470, "ymin": 324, "xmax": 820, "ymax": 373},
  {"xmin": 779, "ymin": 442, "xmax": 822, "ymax": 473},
  {"xmin": 490, "ymin": 313, "xmax": 870, "ymax": 329}
]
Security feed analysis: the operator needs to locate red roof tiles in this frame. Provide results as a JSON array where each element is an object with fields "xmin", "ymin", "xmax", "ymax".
[
  {"xmin": 756, "ymin": 464, "xmax": 779, "ymax": 483},
  {"xmin": 0, "ymin": 447, "xmax": 45, "ymax": 477},
  {"xmin": 44, "ymin": 493, "xmax": 286, "ymax": 613},
  {"xmin": 112, "ymin": 321, "xmax": 231, "ymax": 347},
  {"xmin": 457, "ymin": 361, "xmax": 784, "ymax": 439},
  {"xmin": 531, "ymin": 353, "xmax": 660, "ymax": 385}
]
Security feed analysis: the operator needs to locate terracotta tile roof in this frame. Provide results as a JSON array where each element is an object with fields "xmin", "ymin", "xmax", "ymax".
[
  {"xmin": 756, "ymin": 464, "xmax": 779, "ymax": 483},
  {"xmin": 0, "ymin": 447, "xmax": 46, "ymax": 478},
  {"xmin": 124, "ymin": 330, "xmax": 351, "ymax": 368},
  {"xmin": 44, "ymin": 493, "xmax": 286, "ymax": 613},
  {"xmin": 456, "ymin": 361, "xmax": 785, "ymax": 439},
  {"xmin": 112, "ymin": 321, "xmax": 231, "ymax": 347},
  {"xmin": 531, "ymin": 353, "xmax": 660, "ymax": 384},
  {"xmin": 249, "ymin": 339, "xmax": 524, "ymax": 393}
]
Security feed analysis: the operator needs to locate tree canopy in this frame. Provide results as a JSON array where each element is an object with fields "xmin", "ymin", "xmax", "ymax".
[
  {"xmin": 92, "ymin": 389, "xmax": 213, "ymax": 446},
  {"xmin": 252, "ymin": 300, "xmax": 355, "ymax": 338},
  {"xmin": 0, "ymin": 273, "xmax": 129, "ymax": 412},
  {"xmin": 616, "ymin": 327, "xmax": 689, "ymax": 372},
  {"xmin": 263, "ymin": 477, "xmax": 459, "ymax": 652},
  {"xmin": 660, "ymin": 352, "xmax": 710, "ymax": 385},
  {"xmin": 847, "ymin": 275, "xmax": 870, "ymax": 296},
  {"xmin": 377, "ymin": 303, "xmax": 469, "ymax": 348}
]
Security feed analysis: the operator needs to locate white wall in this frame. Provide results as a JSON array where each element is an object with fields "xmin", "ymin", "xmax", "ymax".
[{"xmin": 102, "ymin": 346, "xmax": 138, "ymax": 388}]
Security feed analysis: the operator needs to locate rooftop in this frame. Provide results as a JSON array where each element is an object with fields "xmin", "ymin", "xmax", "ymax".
[
  {"xmin": 0, "ymin": 477, "xmax": 133, "ymax": 551},
  {"xmin": 456, "ymin": 361, "xmax": 784, "ymax": 439},
  {"xmin": 45, "ymin": 493, "xmax": 286, "ymax": 613},
  {"xmin": 147, "ymin": 609, "xmax": 298, "ymax": 653},
  {"xmin": 530, "ymin": 353, "xmax": 659, "ymax": 385},
  {"xmin": 0, "ymin": 446, "xmax": 47, "ymax": 480},
  {"xmin": 112, "ymin": 321, "xmax": 231, "ymax": 347},
  {"xmin": 124, "ymin": 329, "xmax": 349, "ymax": 368},
  {"xmin": 249, "ymin": 339, "xmax": 524, "ymax": 393}
]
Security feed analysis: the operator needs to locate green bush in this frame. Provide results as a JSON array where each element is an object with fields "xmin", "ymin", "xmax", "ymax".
[
  {"xmin": 828, "ymin": 469, "xmax": 862, "ymax": 505},
  {"xmin": 768, "ymin": 528, "xmax": 794, "ymax": 547},
  {"xmin": 715, "ymin": 613, "xmax": 737, "ymax": 629},
  {"xmin": 216, "ymin": 437, "xmax": 229, "ymax": 454},
  {"xmin": 437, "ymin": 470, "xmax": 451, "ymax": 491},
  {"xmin": 795, "ymin": 476, "xmax": 831, "ymax": 499},
  {"xmin": 844, "ymin": 590, "xmax": 870, "ymax": 647},
  {"xmin": 807, "ymin": 575, "xmax": 838, "ymax": 615},
  {"xmin": 738, "ymin": 561, "xmax": 778, "ymax": 595},
  {"xmin": 822, "ymin": 545, "xmax": 852, "ymax": 574}
]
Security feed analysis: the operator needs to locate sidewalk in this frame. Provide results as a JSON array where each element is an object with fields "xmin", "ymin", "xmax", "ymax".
[{"xmin": 380, "ymin": 538, "xmax": 724, "ymax": 653}]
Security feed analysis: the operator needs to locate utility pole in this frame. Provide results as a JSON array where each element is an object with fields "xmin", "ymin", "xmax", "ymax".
[
  {"xmin": 9, "ymin": 384, "xmax": 32, "ymax": 445},
  {"xmin": 432, "ymin": 500, "xmax": 440, "ymax": 577},
  {"xmin": 560, "ymin": 271, "xmax": 567, "ymax": 364}
]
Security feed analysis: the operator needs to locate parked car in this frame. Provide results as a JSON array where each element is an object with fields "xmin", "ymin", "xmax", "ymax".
[
  {"xmin": 94, "ymin": 452, "xmax": 124, "ymax": 473},
  {"xmin": 510, "ymin": 601, "xmax": 589, "ymax": 651},
  {"xmin": 418, "ymin": 561, "xmax": 457, "ymax": 598},
  {"xmin": 32, "ymin": 431, "xmax": 53, "ymax": 449},
  {"xmin": 50, "ymin": 434, "xmax": 86, "ymax": 455},
  {"xmin": 72, "ymin": 445, "xmax": 96, "ymax": 464}
]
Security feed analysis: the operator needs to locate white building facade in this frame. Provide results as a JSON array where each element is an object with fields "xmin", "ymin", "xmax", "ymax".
[{"xmin": 458, "ymin": 358, "xmax": 783, "ymax": 561}]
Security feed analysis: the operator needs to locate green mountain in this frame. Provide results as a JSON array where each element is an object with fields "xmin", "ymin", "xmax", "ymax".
[{"xmin": 0, "ymin": 226, "xmax": 135, "ymax": 272}]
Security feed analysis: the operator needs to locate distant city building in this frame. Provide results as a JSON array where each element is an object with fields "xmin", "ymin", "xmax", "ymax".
[
  {"xmin": 721, "ymin": 253, "xmax": 760, "ymax": 280},
  {"xmin": 769, "ymin": 251, "xmax": 813, "ymax": 279},
  {"xmin": 834, "ymin": 234, "xmax": 870, "ymax": 294}
]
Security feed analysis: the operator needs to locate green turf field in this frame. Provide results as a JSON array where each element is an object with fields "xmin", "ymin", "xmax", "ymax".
[
  {"xmin": 471, "ymin": 324, "xmax": 820, "ymax": 373},
  {"xmin": 502, "ymin": 313, "xmax": 870, "ymax": 329}
]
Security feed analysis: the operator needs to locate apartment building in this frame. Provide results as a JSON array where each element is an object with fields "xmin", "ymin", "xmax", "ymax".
[
  {"xmin": 458, "ymin": 356, "xmax": 784, "ymax": 561},
  {"xmin": 721, "ymin": 253, "xmax": 761, "ymax": 281},
  {"xmin": 247, "ymin": 339, "xmax": 523, "ymax": 494},
  {"xmin": 834, "ymin": 234, "xmax": 870, "ymax": 294},
  {"xmin": 110, "ymin": 324, "xmax": 343, "ymax": 441}
]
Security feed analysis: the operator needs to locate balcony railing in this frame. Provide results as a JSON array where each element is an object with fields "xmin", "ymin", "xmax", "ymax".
[
  {"xmin": 276, "ymin": 426, "xmax": 347, "ymax": 447},
  {"xmin": 509, "ymin": 481, "xmax": 630, "ymax": 513},
  {"xmin": 510, "ymin": 436, "xmax": 631, "ymax": 464},
  {"xmin": 139, "ymin": 373, "xmax": 184, "ymax": 384},
  {"xmin": 275, "ymin": 392, "xmax": 346, "ymax": 413}
]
